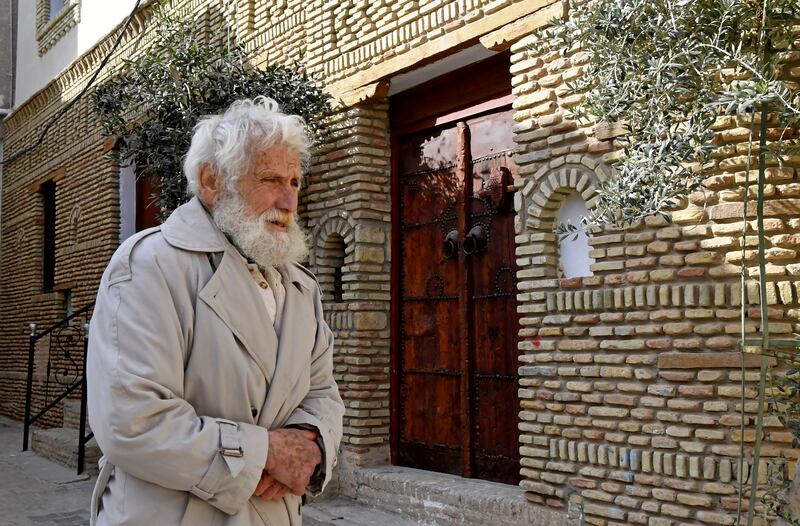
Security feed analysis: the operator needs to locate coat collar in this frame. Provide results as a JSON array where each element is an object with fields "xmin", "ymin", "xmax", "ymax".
[
  {"xmin": 161, "ymin": 196, "xmax": 227, "ymax": 252},
  {"xmin": 161, "ymin": 196, "xmax": 312, "ymax": 292}
]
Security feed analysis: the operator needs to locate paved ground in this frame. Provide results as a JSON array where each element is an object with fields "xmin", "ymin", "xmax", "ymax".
[
  {"xmin": 0, "ymin": 416, "xmax": 427, "ymax": 525},
  {"xmin": 0, "ymin": 416, "xmax": 403, "ymax": 526},
  {"xmin": 0, "ymin": 416, "xmax": 94, "ymax": 526}
]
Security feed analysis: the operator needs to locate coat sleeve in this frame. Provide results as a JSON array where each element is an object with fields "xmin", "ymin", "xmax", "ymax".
[
  {"xmin": 283, "ymin": 284, "xmax": 345, "ymax": 495},
  {"xmin": 87, "ymin": 242, "xmax": 268, "ymax": 515}
]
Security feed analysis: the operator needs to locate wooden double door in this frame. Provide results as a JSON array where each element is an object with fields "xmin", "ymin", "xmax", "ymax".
[{"xmin": 393, "ymin": 105, "xmax": 521, "ymax": 485}]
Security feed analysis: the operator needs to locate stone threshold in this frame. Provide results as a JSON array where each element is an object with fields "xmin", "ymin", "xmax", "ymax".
[
  {"xmin": 342, "ymin": 464, "xmax": 580, "ymax": 525},
  {"xmin": 305, "ymin": 497, "xmax": 423, "ymax": 526}
]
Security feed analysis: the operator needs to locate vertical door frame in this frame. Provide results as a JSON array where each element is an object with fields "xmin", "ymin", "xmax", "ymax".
[
  {"xmin": 389, "ymin": 133, "xmax": 401, "ymax": 462},
  {"xmin": 389, "ymin": 53, "xmax": 514, "ymax": 471},
  {"xmin": 456, "ymin": 122, "xmax": 476, "ymax": 477}
]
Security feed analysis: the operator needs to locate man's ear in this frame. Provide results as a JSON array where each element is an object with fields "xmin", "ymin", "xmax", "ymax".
[{"xmin": 198, "ymin": 163, "xmax": 221, "ymax": 207}]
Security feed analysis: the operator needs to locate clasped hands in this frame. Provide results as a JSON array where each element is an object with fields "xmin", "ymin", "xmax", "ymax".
[{"xmin": 253, "ymin": 428, "xmax": 321, "ymax": 501}]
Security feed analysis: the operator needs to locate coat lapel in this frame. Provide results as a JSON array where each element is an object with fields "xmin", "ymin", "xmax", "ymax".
[
  {"xmin": 198, "ymin": 250, "xmax": 278, "ymax": 384},
  {"xmin": 261, "ymin": 267, "xmax": 315, "ymax": 426},
  {"xmin": 161, "ymin": 198, "xmax": 317, "ymax": 426}
]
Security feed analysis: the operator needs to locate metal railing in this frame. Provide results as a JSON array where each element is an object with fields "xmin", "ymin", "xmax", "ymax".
[{"xmin": 22, "ymin": 303, "xmax": 94, "ymax": 474}]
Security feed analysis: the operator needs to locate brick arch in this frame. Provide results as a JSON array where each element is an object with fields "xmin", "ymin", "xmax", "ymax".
[
  {"xmin": 309, "ymin": 212, "xmax": 357, "ymax": 308},
  {"xmin": 308, "ymin": 211, "xmax": 357, "ymax": 267},
  {"xmin": 516, "ymin": 163, "xmax": 605, "ymax": 279},
  {"xmin": 520, "ymin": 163, "xmax": 605, "ymax": 232}
]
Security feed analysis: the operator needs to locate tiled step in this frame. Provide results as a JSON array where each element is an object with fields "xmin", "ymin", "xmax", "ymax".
[
  {"xmin": 62, "ymin": 399, "xmax": 91, "ymax": 432},
  {"xmin": 31, "ymin": 427, "xmax": 100, "ymax": 475},
  {"xmin": 305, "ymin": 497, "xmax": 427, "ymax": 526}
]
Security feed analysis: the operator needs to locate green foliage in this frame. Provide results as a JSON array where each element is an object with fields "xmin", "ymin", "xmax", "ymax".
[
  {"xmin": 537, "ymin": 3, "xmax": 800, "ymax": 521},
  {"xmin": 536, "ymin": 0, "xmax": 800, "ymax": 232},
  {"xmin": 761, "ymin": 457, "xmax": 800, "ymax": 525},
  {"xmin": 93, "ymin": 3, "xmax": 332, "ymax": 219}
]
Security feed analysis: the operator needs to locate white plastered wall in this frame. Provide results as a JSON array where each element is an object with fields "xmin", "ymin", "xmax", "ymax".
[
  {"xmin": 119, "ymin": 163, "xmax": 135, "ymax": 242},
  {"xmin": 14, "ymin": 0, "xmax": 137, "ymax": 106}
]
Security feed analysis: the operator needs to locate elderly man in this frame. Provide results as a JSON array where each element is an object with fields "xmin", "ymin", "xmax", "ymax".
[{"xmin": 87, "ymin": 97, "xmax": 344, "ymax": 526}]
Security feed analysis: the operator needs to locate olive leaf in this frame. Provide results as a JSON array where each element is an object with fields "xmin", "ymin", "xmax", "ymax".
[{"xmin": 533, "ymin": 0, "xmax": 800, "ymax": 230}]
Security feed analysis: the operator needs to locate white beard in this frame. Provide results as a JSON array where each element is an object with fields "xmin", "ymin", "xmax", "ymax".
[{"xmin": 212, "ymin": 189, "xmax": 309, "ymax": 269}]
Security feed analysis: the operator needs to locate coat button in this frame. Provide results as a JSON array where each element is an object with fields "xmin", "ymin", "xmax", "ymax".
[
  {"xmin": 251, "ymin": 407, "xmax": 258, "ymax": 418},
  {"xmin": 259, "ymin": 281, "xmax": 268, "ymax": 289}
]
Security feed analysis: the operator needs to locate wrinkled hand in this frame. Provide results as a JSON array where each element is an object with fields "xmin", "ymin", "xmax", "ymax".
[
  {"xmin": 265, "ymin": 428, "xmax": 321, "ymax": 495},
  {"xmin": 253, "ymin": 473, "xmax": 291, "ymax": 501}
]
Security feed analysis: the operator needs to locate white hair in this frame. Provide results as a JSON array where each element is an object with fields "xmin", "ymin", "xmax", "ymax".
[{"xmin": 183, "ymin": 96, "xmax": 310, "ymax": 196}]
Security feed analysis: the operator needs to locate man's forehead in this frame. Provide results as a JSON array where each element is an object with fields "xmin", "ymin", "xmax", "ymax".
[{"xmin": 250, "ymin": 143, "xmax": 301, "ymax": 167}]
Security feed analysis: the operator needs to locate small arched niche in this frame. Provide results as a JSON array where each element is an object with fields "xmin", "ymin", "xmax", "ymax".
[
  {"xmin": 68, "ymin": 205, "xmax": 81, "ymax": 245},
  {"xmin": 556, "ymin": 191, "xmax": 594, "ymax": 279},
  {"xmin": 318, "ymin": 233, "xmax": 346, "ymax": 303}
]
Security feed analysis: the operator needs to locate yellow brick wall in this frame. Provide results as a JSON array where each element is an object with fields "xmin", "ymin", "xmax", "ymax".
[
  {"xmin": 302, "ymin": 102, "xmax": 393, "ymax": 453},
  {"xmin": 0, "ymin": 0, "xmax": 554, "ymax": 460},
  {"xmin": 5, "ymin": 0, "xmax": 798, "ymax": 522},
  {"xmin": 511, "ymin": 26, "xmax": 800, "ymax": 525}
]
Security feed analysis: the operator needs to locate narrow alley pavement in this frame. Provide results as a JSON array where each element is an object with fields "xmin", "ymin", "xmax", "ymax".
[
  {"xmin": 0, "ymin": 416, "xmax": 94, "ymax": 526},
  {"xmin": 0, "ymin": 416, "xmax": 420, "ymax": 526}
]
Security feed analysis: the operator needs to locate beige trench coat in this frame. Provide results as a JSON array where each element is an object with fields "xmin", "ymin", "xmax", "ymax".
[{"xmin": 87, "ymin": 197, "xmax": 344, "ymax": 526}]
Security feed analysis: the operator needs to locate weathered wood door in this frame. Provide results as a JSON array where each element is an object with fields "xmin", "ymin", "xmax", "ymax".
[
  {"xmin": 394, "ymin": 107, "xmax": 521, "ymax": 485},
  {"xmin": 135, "ymin": 174, "xmax": 161, "ymax": 231}
]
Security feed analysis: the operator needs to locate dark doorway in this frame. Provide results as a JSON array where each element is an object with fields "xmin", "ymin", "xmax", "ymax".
[
  {"xmin": 135, "ymin": 174, "xmax": 161, "ymax": 232},
  {"xmin": 390, "ymin": 53, "xmax": 521, "ymax": 485}
]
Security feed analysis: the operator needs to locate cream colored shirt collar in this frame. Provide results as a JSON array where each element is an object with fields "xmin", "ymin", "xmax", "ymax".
[{"xmin": 245, "ymin": 263, "xmax": 286, "ymax": 333}]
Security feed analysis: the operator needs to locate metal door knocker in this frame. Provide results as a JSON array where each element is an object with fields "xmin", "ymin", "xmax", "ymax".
[
  {"xmin": 443, "ymin": 230, "xmax": 459, "ymax": 260},
  {"xmin": 463, "ymin": 225, "xmax": 487, "ymax": 255}
]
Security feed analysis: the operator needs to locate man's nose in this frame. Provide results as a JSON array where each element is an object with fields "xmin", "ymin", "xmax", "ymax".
[{"xmin": 275, "ymin": 186, "xmax": 298, "ymax": 212}]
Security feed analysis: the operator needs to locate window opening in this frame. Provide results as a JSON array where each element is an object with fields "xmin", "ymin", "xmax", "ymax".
[
  {"xmin": 333, "ymin": 265, "xmax": 344, "ymax": 303},
  {"xmin": 41, "ymin": 180, "xmax": 56, "ymax": 292},
  {"xmin": 49, "ymin": 0, "xmax": 65, "ymax": 19},
  {"xmin": 65, "ymin": 290, "xmax": 73, "ymax": 325},
  {"xmin": 329, "ymin": 235, "xmax": 345, "ymax": 303},
  {"xmin": 556, "ymin": 191, "xmax": 594, "ymax": 279}
]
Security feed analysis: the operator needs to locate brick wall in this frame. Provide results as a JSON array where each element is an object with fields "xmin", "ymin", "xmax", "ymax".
[
  {"xmin": 2, "ymin": 0, "xmax": 547, "ymax": 460},
  {"xmin": 511, "ymin": 27, "xmax": 800, "ymax": 526},
  {"xmin": 0, "ymin": 88, "xmax": 117, "ymax": 421},
  {"xmin": 4, "ymin": 0, "xmax": 798, "ymax": 522},
  {"xmin": 303, "ymin": 101, "xmax": 392, "ymax": 466}
]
